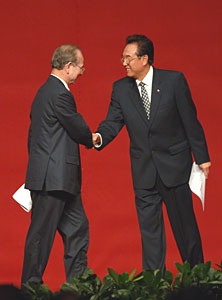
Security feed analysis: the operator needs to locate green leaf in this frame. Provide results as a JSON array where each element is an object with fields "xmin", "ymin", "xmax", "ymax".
[
  {"xmin": 143, "ymin": 270, "xmax": 154, "ymax": 286},
  {"xmin": 116, "ymin": 288, "xmax": 131, "ymax": 297},
  {"xmin": 194, "ymin": 262, "xmax": 212, "ymax": 280},
  {"xmin": 22, "ymin": 282, "xmax": 53, "ymax": 300},
  {"xmin": 80, "ymin": 268, "xmax": 94, "ymax": 280},
  {"xmin": 133, "ymin": 275, "xmax": 144, "ymax": 282},
  {"xmin": 214, "ymin": 270, "xmax": 222, "ymax": 281},
  {"xmin": 90, "ymin": 295, "xmax": 99, "ymax": 300},
  {"xmin": 108, "ymin": 268, "xmax": 119, "ymax": 284},
  {"xmin": 207, "ymin": 281, "xmax": 222, "ymax": 284},
  {"xmin": 208, "ymin": 267, "xmax": 216, "ymax": 281},
  {"xmin": 175, "ymin": 262, "xmax": 183, "ymax": 273},
  {"xmin": 102, "ymin": 274, "xmax": 113, "ymax": 282},
  {"xmin": 159, "ymin": 279, "xmax": 171, "ymax": 291},
  {"xmin": 22, "ymin": 283, "xmax": 36, "ymax": 294},
  {"xmin": 182, "ymin": 273, "xmax": 191, "ymax": 288},
  {"xmin": 99, "ymin": 278, "xmax": 113, "ymax": 294},
  {"xmin": 172, "ymin": 273, "xmax": 182, "ymax": 288},
  {"xmin": 60, "ymin": 282, "xmax": 79, "ymax": 294},
  {"xmin": 183, "ymin": 261, "xmax": 191, "ymax": 273},
  {"xmin": 165, "ymin": 270, "xmax": 173, "ymax": 285},
  {"xmin": 129, "ymin": 268, "xmax": 137, "ymax": 280},
  {"xmin": 153, "ymin": 270, "xmax": 162, "ymax": 286},
  {"xmin": 204, "ymin": 261, "xmax": 212, "ymax": 274},
  {"xmin": 119, "ymin": 272, "xmax": 129, "ymax": 284},
  {"xmin": 215, "ymin": 260, "xmax": 222, "ymax": 270}
]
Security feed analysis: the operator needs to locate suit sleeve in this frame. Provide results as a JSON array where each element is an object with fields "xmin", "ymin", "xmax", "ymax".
[
  {"xmin": 27, "ymin": 109, "xmax": 33, "ymax": 155},
  {"xmin": 27, "ymin": 124, "xmax": 32, "ymax": 155},
  {"xmin": 96, "ymin": 84, "xmax": 125, "ymax": 150},
  {"xmin": 55, "ymin": 92, "xmax": 93, "ymax": 148},
  {"xmin": 175, "ymin": 72, "xmax": 210, "ymax": 164}
]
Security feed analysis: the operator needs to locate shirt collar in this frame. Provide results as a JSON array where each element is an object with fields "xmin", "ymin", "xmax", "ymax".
[
  {"xmin": 50, "ymin": 74, "xmax": 70, "ymax": 91},
  {"xmin": 136, "ymin": 65, "xmax": 153, "ymax": 87}
]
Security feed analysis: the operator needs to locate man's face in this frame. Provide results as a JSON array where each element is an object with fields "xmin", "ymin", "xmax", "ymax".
[
  {"xmin": 122, "ymin": 43, "xmax": 148, "ymax": 80},
  {"xmin": 67, "ymin": 49, "xmax": 85, "ymax": 84}
]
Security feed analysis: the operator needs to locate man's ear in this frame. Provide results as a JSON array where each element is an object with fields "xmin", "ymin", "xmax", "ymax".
[
  {"xmin": 64, "ymin": 62, "xmax": 72, "ymax": 74},
  {"xmin": 142, "ymin": 55, "xmax": 149, "ymax": 66}
]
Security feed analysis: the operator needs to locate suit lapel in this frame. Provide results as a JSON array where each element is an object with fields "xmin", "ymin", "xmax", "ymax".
[
  {"xmin": 128, "ymin": 79, "xmax": 150, "ymax": 127},
  {"xmin": 150, "ymin": 68, "xmax": 162, "ymax": 125}
]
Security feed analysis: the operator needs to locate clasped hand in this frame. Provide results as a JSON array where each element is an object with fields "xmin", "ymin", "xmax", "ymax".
[{"xmin": 92, "ymin": 133, "xmax": 101, "ymax": 147}]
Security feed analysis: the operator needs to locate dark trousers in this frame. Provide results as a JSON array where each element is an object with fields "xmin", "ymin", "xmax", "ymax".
[
  {"xmin": 21, "ymin": 190, "xmax": 89, "ymax": 284},
  {"xmin": 135, "ymin": 174, "xmax": 203, "ymax": 273}
]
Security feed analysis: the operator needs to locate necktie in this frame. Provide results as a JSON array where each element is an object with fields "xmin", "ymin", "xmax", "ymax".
[{"xmin": 139, "ymin": 82, "xmax": 151, "ymax": 119}]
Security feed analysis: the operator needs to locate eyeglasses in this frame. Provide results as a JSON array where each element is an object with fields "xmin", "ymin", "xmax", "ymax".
[
  {"xmin": 72, "ymin": 63, "xmax": 85, "ymax": 72},
  {"xmin": 120, "ymin": 56, "xmax": 140, "ymax": 64}
]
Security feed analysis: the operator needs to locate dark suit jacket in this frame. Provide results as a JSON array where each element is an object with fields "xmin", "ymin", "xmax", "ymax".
[
  {"xmin": 97, "ymin": 68, "xmax": 210, "ymax": 189},
  {"xmin": 25, "ymin": 75, "xmax": 93, "ymax": 195}
]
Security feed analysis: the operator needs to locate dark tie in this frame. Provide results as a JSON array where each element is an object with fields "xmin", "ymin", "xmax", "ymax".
[{"xmin": 139, "ymin": 82, "xmax": 151, "ymax": 119}]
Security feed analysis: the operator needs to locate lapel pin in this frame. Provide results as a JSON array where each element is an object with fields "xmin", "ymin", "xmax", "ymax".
[{"xmin": 157, "ymin": 89, "xmax": 160, "ymax": 93}]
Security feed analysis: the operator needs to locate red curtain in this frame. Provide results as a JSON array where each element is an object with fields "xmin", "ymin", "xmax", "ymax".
[{"xmin": 0, "ymin": 0, "xmax": 221, "ymax": 290}]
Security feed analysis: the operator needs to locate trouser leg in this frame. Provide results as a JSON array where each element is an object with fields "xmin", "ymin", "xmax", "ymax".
[
  {"xmin": 156, "ymin": 177, "xmax": 204, "ymax": 268},
  {"xmin": 57, "ymin": 192, "xmax": 89, "ymax": 282},
  {"xmin": 134, "ymin": 187, "xmax": 166, "ymax": 274},
  {"xmin": 21, "ymin": 190, "xmax": 66, "ymax": 284}
]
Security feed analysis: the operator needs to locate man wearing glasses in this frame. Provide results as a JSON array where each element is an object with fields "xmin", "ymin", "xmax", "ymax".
[
  {"xmin": 94, "ymin": 35, "xmax": 211, "ymax": 273},
  {"xmin": 22, "ymin": 44, "xmax": 95, "ymax": 285}
]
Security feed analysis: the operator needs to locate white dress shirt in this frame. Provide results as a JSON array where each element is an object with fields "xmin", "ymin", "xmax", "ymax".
[{"xmin": 136, "ymin": 65, "xmax": 153, "ymax": 102}]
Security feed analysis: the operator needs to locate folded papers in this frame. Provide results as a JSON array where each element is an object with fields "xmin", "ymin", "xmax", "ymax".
[
  {"xmin": 12, "ymin": 184, "xmax": 32, "ymax": 212},
  {"xmin": 189, "ymin": 162, "xmax": 206, "ymax": 210}
]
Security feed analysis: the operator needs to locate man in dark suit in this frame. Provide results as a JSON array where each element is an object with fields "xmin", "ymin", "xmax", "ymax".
[
  {"xmin": 94, "ymin": 35, "xmax": 211, "ymax": 273},
  {"xmin": 22, "ymin": 44, "xmax": 95, "ymax": 284}
]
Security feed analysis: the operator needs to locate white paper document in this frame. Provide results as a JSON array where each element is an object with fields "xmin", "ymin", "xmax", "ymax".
[
  {"xmin": 13, "ymin": 184, "xmax": 32, "ymax": 212},
  {"xmin": 189, "ymin": 162, "xmax": 206, "ymax": 210}
]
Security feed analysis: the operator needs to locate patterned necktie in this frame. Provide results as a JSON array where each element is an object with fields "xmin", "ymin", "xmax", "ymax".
[{"xmin": 139, "ymin": 82, "xmax": 151, "ymax": 119}]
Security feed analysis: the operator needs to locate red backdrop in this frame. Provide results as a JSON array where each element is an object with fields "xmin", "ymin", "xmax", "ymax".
[{"xmin": 0, "ymin": 0, "xmax": 221, "ymax": 290}]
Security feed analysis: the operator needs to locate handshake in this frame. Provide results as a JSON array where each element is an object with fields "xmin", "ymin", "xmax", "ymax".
[{"xmin": 92, "ymin": 133, "xmax": 101, "ymax": 147}]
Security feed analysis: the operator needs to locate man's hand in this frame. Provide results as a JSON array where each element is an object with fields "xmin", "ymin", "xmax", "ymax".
[
  {"xmin": 92, "ymin": 133, "xmax": 101, "ymax": 146},
  {"xmin": 199, "ymin": 161, "xmax": 211, "ymax": 179}
]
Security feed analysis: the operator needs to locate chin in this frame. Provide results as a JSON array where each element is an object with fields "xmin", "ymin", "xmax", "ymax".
[{"xmin": 126, "ymin": 71, "xmax": 134, "ymax": 78}]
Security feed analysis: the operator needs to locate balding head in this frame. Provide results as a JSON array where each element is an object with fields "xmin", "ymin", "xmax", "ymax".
[{"xmin": 51, "ymin": 44, "xmax": 81, "ymax": 70}]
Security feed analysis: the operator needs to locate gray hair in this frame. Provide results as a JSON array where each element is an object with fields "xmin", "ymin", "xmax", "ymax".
[{"xmin": 51, "ymin": 44, "xmax": 81, "ymax": 70}]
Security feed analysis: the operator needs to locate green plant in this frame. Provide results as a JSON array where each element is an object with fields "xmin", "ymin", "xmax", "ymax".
[
  {"xmin": 20, "ymin": 261, "xmax": 222, "ymax": 300},
  {"xmin": 21, "ymin": 282, "xmax": 53, "ymax": 300},
  {"xmin": 100, "ymin": 267, "xmax": 140, "ymax": 299},
  {"xmin": 95, "ymin": 267, "xmax": 172, "ymax": 300},
  {"xmin": 173, "ymin": 260, "xmax": 222, "ymax": 299},
  {"xmin": 133, "ymin": 269, "xmax": 172, "ymax": 300},
  {"xmin": 60, "ymin": 268, "xmax": 102, "ymax": 299}
]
